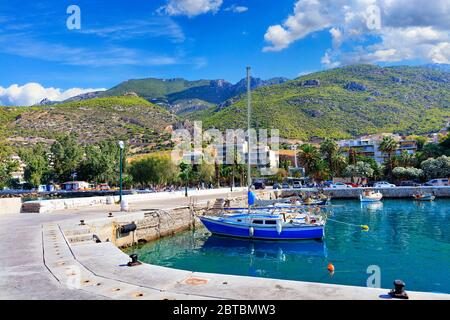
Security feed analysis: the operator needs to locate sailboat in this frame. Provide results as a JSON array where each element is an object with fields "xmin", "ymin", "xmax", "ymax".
[{"xmin": 199, "ymin": 67, "xmax": 326, "ymax": 241}]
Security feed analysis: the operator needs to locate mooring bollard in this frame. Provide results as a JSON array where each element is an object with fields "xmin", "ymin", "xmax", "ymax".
[
  {"xmin": 79, "ymin": 219, "xmax": 85, "ymax": 226},
  {"xmin": 127, "ymin": 254, "xmax": 141, "ymax": 267},
  {"xmin": 389, "ymin": 279, "xmax": 409, "ymax": 299}
]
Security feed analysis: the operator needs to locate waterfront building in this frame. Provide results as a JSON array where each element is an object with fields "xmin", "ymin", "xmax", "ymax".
[
  {"xmin": 214, "ymin": 141, "xmax": 279, "ymax": 175},
  {"xmin": 10, "ymin": 155, "xmax": 25, "ymax": 183},
  {"xmin": 338, "ymin": 135, "xmax": 418, "ymax": 164}
]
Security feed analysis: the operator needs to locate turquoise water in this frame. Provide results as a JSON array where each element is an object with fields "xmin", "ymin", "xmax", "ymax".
[{"xmin": 126, "ymin": 199, "xmax": 450, "ymax": 294}]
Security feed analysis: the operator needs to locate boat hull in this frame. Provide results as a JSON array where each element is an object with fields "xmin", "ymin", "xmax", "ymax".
[
  {"xmin": 199, "ymin": 217, "xmax": 324, "ymax": 240},
  {"xmin": 414, "ymin": 195, "xmax": 435, "ymax": 201},
  {"xmin": 359, "ymin": 194, "xmax": 382, "ymax": 202}
]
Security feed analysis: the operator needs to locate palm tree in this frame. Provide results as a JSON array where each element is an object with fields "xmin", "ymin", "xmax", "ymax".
[
  {"xmin": 320, "ymin": 138, "xmax": 339, "ymax": 175},
  {"xmin": 398, "ymin": 150, "xmax": 415, "ymax": 167},
  {"xmin": 378, "ymin": 136, "xmax": 398, "ymax": 178},
  {"xmin": 348, "ymin": 147, "xmax": 357, "ymax": 165},
  {"xmin": 298, "ymin": 144, "xmax": 321, "ymax": 177},
  {"xmin": 331, "ymin": 154, "xmax": 348, "ymax": 177}
]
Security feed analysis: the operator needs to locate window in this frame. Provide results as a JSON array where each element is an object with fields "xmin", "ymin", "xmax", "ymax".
[
  {"xmin": 252, "ymin": 220, "xmax": 264, "ymax": 224},
  {"xmin": 265, "ymin": 220, "xmax": 277, "ymax": 225}
]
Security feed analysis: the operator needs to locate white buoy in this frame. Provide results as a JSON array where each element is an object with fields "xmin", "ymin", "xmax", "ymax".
[
  {"xmin": 276, "ymin": 219, "xmax": 283, "ymax": 234},
  {"xmin": 120, "ymin": 199, "xmax": 129, "ymax": 212},
  {"xmin": 106, "ymin": 196, "xmax": 114, "ymax": 205},
  {"xmin": 249, "ymin": 227, "xmax": 254, "ymax": 237}
]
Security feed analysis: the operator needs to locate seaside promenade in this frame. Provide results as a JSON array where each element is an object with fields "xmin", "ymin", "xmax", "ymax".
[{"xmin": 0, "ymin": 188, "xmax": 449, "ymax": 300}]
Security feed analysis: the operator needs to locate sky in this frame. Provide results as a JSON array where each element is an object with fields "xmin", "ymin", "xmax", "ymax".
[{"xmin": 0, "ymin": 0, "xmax": 449, "ymax": 106}]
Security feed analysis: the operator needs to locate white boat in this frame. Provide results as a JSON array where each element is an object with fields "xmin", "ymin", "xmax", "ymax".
[
  {"xmin": 360, "ymin": 190, "xmax": 383, "ymax": 202},
  {"xmin": 413, "ymin": 193, "xmax": 435, "ymax": 201}
]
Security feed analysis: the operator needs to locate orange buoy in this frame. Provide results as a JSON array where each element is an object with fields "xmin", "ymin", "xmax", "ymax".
[{"xmin": 327, "ymin": 263, "xmax": 335, "ymax": 272}]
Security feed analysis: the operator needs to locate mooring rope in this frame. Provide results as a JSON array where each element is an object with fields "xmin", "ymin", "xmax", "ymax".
[{"xmin": 327, "ymin": 218, "xmax": 369, "ymax": 231}]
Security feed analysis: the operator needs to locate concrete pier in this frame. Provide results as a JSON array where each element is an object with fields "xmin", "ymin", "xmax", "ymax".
[{"xmin": 1, "ymin": 190, "xmax": 449, "ymax": 300}]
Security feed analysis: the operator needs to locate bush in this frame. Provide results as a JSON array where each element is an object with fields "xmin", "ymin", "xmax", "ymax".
[
  {"xmin": 392, "ymin": 167, "xmax": 423, "ymax": 180},
  {"xmin": 421, "ymin": 156, "xmax": 450, "ymax": 179}
]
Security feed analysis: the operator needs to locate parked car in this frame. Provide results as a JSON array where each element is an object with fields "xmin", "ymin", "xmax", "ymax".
[
  {"xmin": 345, "ymin": 182, "xmax": 359, "ymax": 188},
  {"xmin": 424, "ymin": 178, "xmax": 449, "ymax": 186},
  {"xmin": 282, "ymin": 182, "xmax": 290, "ymax": 189},
  {"xmin": 273, "ymin": 183, "xmax": 282, "ymax": 190},
  {"xmin": 399, "ymin": 180, "xmax": 421, "ymax": 187},
  {"xmin": 323, "ymin": 181, "xmax": 333, "ymax": 188},
  {"xmin": 292, "ymin": 181, "xmax": 302, "ymax": 188},
  {"xmin": 330, "ymin": 182, "xmax": 352, "ymax": 189},
  {"xmin": 253, "ymin": 181, "xmax": 266, "ymax": 190},
  {"xmin": 374, "ymin": 181, "xmax": 396, "ymax": 188},
  {"xmin": 97, "ymin": 183, "xmax": 110, "ymax": 191}
]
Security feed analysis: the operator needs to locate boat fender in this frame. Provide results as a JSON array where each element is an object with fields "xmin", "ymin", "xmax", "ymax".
[
  {"xmin": 249, "ymin": 227, "xmax": 254, "ymax": 237},
  {"xmin": 361, "ymin": 225, "xmax": 369, "ymax": 231},
  {"xmin": 276, "ymin": 219, "xmax": 283, "ymax": 234},
  {"xmin": 327, "ymin": 263, "xmax": 335, "ymax": 273}
]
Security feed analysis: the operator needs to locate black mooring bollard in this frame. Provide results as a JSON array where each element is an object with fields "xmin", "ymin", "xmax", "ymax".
[
  {"xmin": 389, "ymin": 280, "xmax": 409, "ymax": 299},
  {"xmin": 127, "ymin": 254, "xmax": 141, "ymax": 267}
]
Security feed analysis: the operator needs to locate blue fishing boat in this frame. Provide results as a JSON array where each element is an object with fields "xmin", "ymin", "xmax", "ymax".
[{"xmin": 199, "ymin": 213, "xmax": 325, "ymax": 240}]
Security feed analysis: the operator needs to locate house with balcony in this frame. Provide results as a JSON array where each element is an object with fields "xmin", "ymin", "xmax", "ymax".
[{"xmin": 338, "ymin": 135, "xmax": 418, "ymax": 164}]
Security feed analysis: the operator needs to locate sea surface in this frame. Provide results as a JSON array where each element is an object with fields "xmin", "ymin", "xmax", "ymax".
[{"xmin": 126, "ymin": 199, "xmax": 450, "ymax": 294}]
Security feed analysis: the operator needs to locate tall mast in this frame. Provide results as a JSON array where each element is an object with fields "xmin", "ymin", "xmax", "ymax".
[{"xmin": 246, "ymin": 66, "xmax": 252, "ymax": 190}]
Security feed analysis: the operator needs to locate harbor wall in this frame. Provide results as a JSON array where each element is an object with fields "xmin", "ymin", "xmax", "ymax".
[
  {"xmin": 0, "ymin": 198, "xmax": 22, "ymax": 215},
  {"xmin": 281, "ymin": 186, "xmax": 450, "ymax": 199},
  {"xmin": 64, "ymin": 207, "xmax": 196, "ymax": 248},
  {"xmin": 64, "ymin": 194, "xmax": 252, "ymax": 247},
  {"xmin": 21, "ymin": 187, "xmax": 247, "ymax": 213}
]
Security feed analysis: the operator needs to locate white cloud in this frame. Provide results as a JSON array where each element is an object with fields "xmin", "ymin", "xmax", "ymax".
[
  {"xmin": 225, "ymin": 5, "xmax": 248, "ymax": 13},
  {"xmin": 263, "ymin": 0, "xmax": 450, "ymax": 66},
  {"xmin": 0, "ymin": 83, "xmax": 106, "ymax": 106},
  {"xmin": 160, "ymin": 0, "xmax": 223, "ymax": 17}
]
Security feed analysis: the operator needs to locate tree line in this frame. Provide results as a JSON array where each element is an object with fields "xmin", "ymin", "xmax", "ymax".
[
  {"xmin": 297, "ymin": 134, "xmax": 450, "ymax": 183},
  {"xmin": 1, "ymin": 131, "xmax": 450, "ymax": 190}
]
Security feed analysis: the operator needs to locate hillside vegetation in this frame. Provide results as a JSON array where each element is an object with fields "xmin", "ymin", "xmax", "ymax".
[
  {"xmin": 1, "ymin": 96, "xmax": 177, "ymax": 153},
  {"xmin": 99, "ymin": 77, "xmax": 288, "ymax": 113},
  {"xmin": 198, "ymin": 65, "xmax": 450, "ymax": 140}
]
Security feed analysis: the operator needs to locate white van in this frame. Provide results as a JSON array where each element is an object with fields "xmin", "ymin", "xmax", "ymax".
[
  {"xmin": 424, "ymin": 178, "xmax": 449, "ymax": 186},
  {"xmin": 292, "ymin": 181, "xmax": 303, "ymax": 188}
]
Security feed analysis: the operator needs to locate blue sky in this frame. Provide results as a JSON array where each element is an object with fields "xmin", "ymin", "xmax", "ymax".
[{"xmin": 0, "ymin": 0, "xmax": 449, "ymax": 105}]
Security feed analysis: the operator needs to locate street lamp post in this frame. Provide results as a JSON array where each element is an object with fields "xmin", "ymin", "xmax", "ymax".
[{"xmin": 118, "ymin": 141, "xmax": 124, "ymax": 209}]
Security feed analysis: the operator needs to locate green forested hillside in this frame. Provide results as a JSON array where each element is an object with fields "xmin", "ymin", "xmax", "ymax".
[
  {"xmin": 1, "ymin": 96, "xmax": 177, "ymax": 153},
  {"xmin": 198, "ymin": 65, "xmax": 450, "ymax": 140}
]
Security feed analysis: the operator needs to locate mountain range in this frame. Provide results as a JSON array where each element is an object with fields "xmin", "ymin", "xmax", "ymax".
[
  {"xmin": 3, "ymin": 64, "xmax": 449, "ymax": 154},
  {"xmin": 38, "ymin": 76, "xmax": 289, "ymax": 115}
]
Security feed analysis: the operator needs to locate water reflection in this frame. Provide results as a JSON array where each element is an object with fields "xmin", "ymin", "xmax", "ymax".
[
  {"xmin": 201, "ymin": 235, "xmax": 327, "ymax": 261},
  {"xmin": 360, "ymin": 201, "xmax": 383, "ymax": 212}
]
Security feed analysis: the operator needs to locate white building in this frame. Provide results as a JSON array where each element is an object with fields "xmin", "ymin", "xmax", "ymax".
[{"xmin": 338, "ymin": 135, "xmax": 418, "ymax": 164}]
